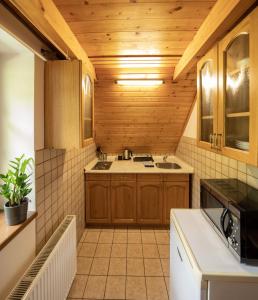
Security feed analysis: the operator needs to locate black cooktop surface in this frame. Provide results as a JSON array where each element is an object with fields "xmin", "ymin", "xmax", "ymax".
[{"xmin": 201, "ymin": 178, "xmax": 258, "ymax": 212}]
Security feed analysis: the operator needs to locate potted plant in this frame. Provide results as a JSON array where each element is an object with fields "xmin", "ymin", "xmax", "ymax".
[{"xmin": 0, "ymin": 154, "xmax": 33, "ymax": 226}]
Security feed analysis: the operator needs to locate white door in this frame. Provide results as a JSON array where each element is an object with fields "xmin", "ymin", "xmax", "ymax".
[{"xmin": 170, "ymin": 221, "xmax": 205, "ymax": 300}]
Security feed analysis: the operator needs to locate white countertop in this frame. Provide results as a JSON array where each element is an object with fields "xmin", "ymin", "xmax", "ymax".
[
  {"xmin": 171, "ymin": 209, "xmax": 258, "ymax": 281},
  {"xmin": 84, "ymin": 155, "xmax": 194, "ymax": 174}
]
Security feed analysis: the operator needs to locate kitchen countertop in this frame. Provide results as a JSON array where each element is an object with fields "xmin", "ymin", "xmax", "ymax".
[
  {"xmin": 171, "ymin": 209, "xmax": 258, "ymax": 281},
  {"xmin": 84, "ymin": 155, "xmax": 193, "ymax": 174}
]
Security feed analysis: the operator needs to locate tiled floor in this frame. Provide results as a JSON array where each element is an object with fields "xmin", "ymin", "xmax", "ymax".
[{"xmin": 67, "ymin": 226, "xmax": 170, "ymax": 300}]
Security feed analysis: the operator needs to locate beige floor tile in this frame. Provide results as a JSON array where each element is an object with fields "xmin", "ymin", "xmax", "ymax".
[
  {"xmin": 77, "ymin": 257, "xmax": 93, "ymax": 275},
  {"xmin": 99, "ymin": 232, "xmax": 114, "ymax": 243},
  {"xmin": 80, "ymin": 231, "xmax": 87, "ymax": 243},
  {"xmin": 109, "ymin": 258, "xmax": 126, "ymax": 275},
  {"xmin": 79, "ymin": 243, "xmax": 97, "ymax": 257},
  {"xmin": 127, "ymin": 258, "xmax": 144, "ymax": 276},
  {"xmin": 101, "ymin": 227, "xmax": 114, "ymax": 232},
  {"xmin": 95, "ymin": 243, "xmax": 112, "ymax": 257},
  {"xmin": 86, "ymin": 226, "xmax": 102, "ymax": 231},
  {"xmin": 140, "ymin": 227, "xmax": 154, "ymax": 233},
  {"xmin": 127, "ymin": 244, "xmax": 143, "ymax": 258},
  {"xmin": 141, "ymin": 232, "xmax": 156, "ymax": 244},
  {"xmin": 84, "ymin": 231, "xmax": 100, "ymax": 243},
  {"xmin": 146, "ymin": 277, "xmax": 168, "ymax": 300},
  {"xmin": 144, "ymin": 258, "xmax": 163, "ymax": 276},
  {"xmin": 128, "ymin": 232, "xmax": 142, "ymax": 244},
  {"xmin": 165, "ymin": 277, "xmax": 170, "ymax": 296},
  {"xmin": 105, "ymin": 276, "xmax": 126, "ymax": 299},
  {"xmin": 127, "ymin": 227, "xmax": 141, "ymax": 233},
  {"xmin": 113, "ymin": 232, "xmax": 127, "ymax": 243},
  {"xmin": 83, "ymin": 275, "xmax": 106, "ymax": 299},
  {"xmin": 126, "ymin": 276, "xmax": 147, "ymax": 300},
  {"xmin": 111, "ymin": 244, "xmax": 127, "ymax": 258},
  {"xmin": 158, "ymin": 245, "xmax": 170, "ymax": 258},
  {"xmin": 161, "ymin": 259, "xmax": 169, "ymax": 276},
  {"xmin": 114, "ymin": 226, "xmax": 128, "ymax": 232},
  {"xmin": 68, "ymin": 275, "xmax": 88, "ymax": 298},
  {"xmin": 90, "ymin": 257, "xmax": 109, "ymax": 275},
  {"xmin": 143, "ymin": 244, "xmax": 159, "ymax": 258},
  {"xmin": 154, "ymin": 228, "xmax": 169, "ymax": 233},
  {"xmin": 155, "ymin": 233, "xmax": 169, "ymax": 245},
  {"xmin": 77, "ymin": 242, "xmax": 83, "ymax": 255}
]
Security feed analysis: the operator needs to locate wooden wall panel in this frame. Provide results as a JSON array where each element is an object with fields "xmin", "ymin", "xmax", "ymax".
[{"xmin": 94, "ymin": 68, "xmax": 196, "ymax": 154}]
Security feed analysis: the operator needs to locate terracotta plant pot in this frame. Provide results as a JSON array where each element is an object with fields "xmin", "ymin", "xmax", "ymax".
[{"xmin": 4, "ymin": 198, "xmax": 28, "ymax": 226}]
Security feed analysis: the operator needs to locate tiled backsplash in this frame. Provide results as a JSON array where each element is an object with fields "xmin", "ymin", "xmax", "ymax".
[
  {"xmin": 176, "ymin": 136, "xmax": 258, "ymax": 208},
  {"xmin": 35, "ymin": 143, "xmax": 96, "ymax": 252}
]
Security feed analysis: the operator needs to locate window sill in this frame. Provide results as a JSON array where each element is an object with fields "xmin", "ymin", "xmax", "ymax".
[{"xmin": 0, "ymin": 210, "xmax": 37, "ymax": 251}]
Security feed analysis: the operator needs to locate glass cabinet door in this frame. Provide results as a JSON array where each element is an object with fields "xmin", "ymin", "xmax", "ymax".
[
  {"xmin": 82, "ymin": 74, "xmax": 93, "ymax": 141},
  {"xmin": 200, "ymin": 61, "xmax": 214, "ymax": 142},
  {"xmin": 218, "ymin": 9, "xmax": 258, "ymax": 166},
  {"xmin": 197, "ymin": 46, "xmax": 218, "ymax": 149},
  {"xmin": 224, "ymin": 33, "xmax": 250, "ymax": 151}
]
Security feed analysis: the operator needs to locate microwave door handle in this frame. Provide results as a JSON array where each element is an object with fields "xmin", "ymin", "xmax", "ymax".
[{"xmin": 220, "ymin": 208, "xmax": 229, "ymax": 238}]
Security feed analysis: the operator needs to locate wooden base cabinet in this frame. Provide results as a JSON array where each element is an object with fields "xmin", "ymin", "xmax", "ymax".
[
  {"xmin": 137, "ymin": 182, "xmax": 163, "ymax": 224},
  {"xmin": 163, "ymin": 182, "xmax": 189, "ymax": 224},
  {"xmin": 111, "ymin": 181, "xmax": 137, "ymax": 224},
  {"xmin": 85, "ymin": 173, "xmax": 190, "ymax": 225},
  {"xmin": 86, "ymin": 181, "xmax": 111, "ymax": 223}
]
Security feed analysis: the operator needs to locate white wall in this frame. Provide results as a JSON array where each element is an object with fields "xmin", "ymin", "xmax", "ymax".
[
  {"xmin": 0, "ymin": 220, "xmax": 35, "ymax": 299},
  {"xmin": 182, "ymin": 101, "xmax": 197, "ymax": 138}
]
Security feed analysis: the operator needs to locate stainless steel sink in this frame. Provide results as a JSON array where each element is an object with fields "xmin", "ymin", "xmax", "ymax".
[
  {"xmin": 92, "ymin": 161, "xmax": 112, "ymax": 170},
  {"xmin": 155, "ymin": 162, "xmax": 181, "ymax": 169}
]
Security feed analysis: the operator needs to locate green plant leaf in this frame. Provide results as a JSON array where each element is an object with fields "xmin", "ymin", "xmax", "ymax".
[{"xmin": 0, "ymin": 154, "xmax": 34, "ymax": 206}]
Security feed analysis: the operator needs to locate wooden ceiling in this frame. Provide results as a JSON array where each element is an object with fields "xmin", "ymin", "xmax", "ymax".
[
  {"xmin": 53, "ymin": 0, "xmax": 217, "ymax": 67},
  {"xmin": 53, "ymin": 0, "xmax": 217, "ymax": 153}
]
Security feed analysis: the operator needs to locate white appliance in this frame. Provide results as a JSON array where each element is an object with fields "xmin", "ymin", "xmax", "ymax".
[{"xmin": 170, "ymin": 209, "xmax": 258, "ymax": 300}]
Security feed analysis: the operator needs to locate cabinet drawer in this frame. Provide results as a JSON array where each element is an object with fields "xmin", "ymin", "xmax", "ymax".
[
  {"xmin": 137, "ymin": 174, "xmax": 163, "ymax": 182},
  {"xmin": 163, "ymin": 174, "xmax": 189, "ymax": 182},
  {"xmin": 86, "ymin": 173, "xmax": 110, "ymax": 181},
  {"xmin": 111, "ymin": 174, "xmax": 136, "ymax": 181}
]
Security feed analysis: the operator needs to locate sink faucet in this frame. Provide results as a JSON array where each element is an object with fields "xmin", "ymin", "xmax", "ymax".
[{"xmin": 163, "ymin": 155, "xmax": 168, "ymax": 162}]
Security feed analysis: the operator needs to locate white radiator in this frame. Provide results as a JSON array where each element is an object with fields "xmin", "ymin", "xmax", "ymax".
[{"xmin": 7, "ymin": 215, "xmax": 77, "ymax": 300}]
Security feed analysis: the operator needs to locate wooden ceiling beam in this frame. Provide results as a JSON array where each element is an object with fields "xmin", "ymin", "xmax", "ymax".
[
  {"xmin": 7, "ymin": 0, "xmax": 95, "ymax": 78},
  {"xmin": 173, "ymin": 0, "xmax": 257, "ymax": 80}
]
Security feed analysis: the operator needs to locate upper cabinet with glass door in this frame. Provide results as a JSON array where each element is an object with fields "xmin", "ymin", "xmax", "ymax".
[
  {"xmin": 82, "ymin": 70, "xmax": 94, "ymax": 146},
  {"xmin": 45, "ymin": 60, "xmax": 95, "ymax": 149},
  {"xmin": 197, "ymin": 45, "xmax": 218, "ymax": 151},
  {"xmin": 218, "ymin": 9, "xmax": 258, "ymax": 165}
]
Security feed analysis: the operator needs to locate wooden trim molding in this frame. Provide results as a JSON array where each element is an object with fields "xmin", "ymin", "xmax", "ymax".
[
  {"xmin": 0, "ymin": 211, "xmax": 37, "ymax": 251},
  {"xmin": 173, "ymin": 0, "xmax": 256, "ymax": 80},
  {"xmin": 6, "ymin": 0, "xmax": 95, "ymax": 78}
]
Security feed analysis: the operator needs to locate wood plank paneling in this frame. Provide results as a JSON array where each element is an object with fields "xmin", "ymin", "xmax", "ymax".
[
  {"xmin": 54, "ymin": 2, "xmax": 215, "ymax": 22},
  {"xmin": 53, "ymin": 0, "xmax": 216, "ymax": 58},
  {"xmin": 52, "ymin": 0, "xmax": 215, "ymax": 153},
  {"xmin": 173, "ymin": 0, "xmax": 257, "ymax": 79},
  {"xmin": 94, "ymin": 68, "xmax": 196, "ymax": 154},
  {"xmin": 9, "ymin": 0, "xmax": 95, "ymax": 78}
]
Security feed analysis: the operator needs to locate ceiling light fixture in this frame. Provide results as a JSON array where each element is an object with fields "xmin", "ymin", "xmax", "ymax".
[{"xmin": 115, "ymin": 79, "xmax": 164, "ymax": 86}]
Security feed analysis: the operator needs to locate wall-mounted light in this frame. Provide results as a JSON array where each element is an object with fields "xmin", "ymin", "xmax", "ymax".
[{"xmin": 115, "ymin": 79, "xmax": 164, "ymax": 86}]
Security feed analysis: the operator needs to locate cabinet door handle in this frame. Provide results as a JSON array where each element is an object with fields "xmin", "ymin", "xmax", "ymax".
[
  {"xmin": 217, "ymin": 134, "xmax": 222, "ymax": 151},
  {"xmin": 209, "ymin": 134, "xmax": 213, "ymax": 149},
  {"xmin": 213, "ymin": 133, "xmax": 217, "ymax": 149},
  {"xmin": 177, "ymin": 247, "xmax": 183, "ymax": 262}
]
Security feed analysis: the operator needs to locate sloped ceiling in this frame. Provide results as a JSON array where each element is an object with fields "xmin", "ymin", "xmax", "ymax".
[{"xmin": 54, "ymin": 0, "xmax": 217, "ymax": 153}]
